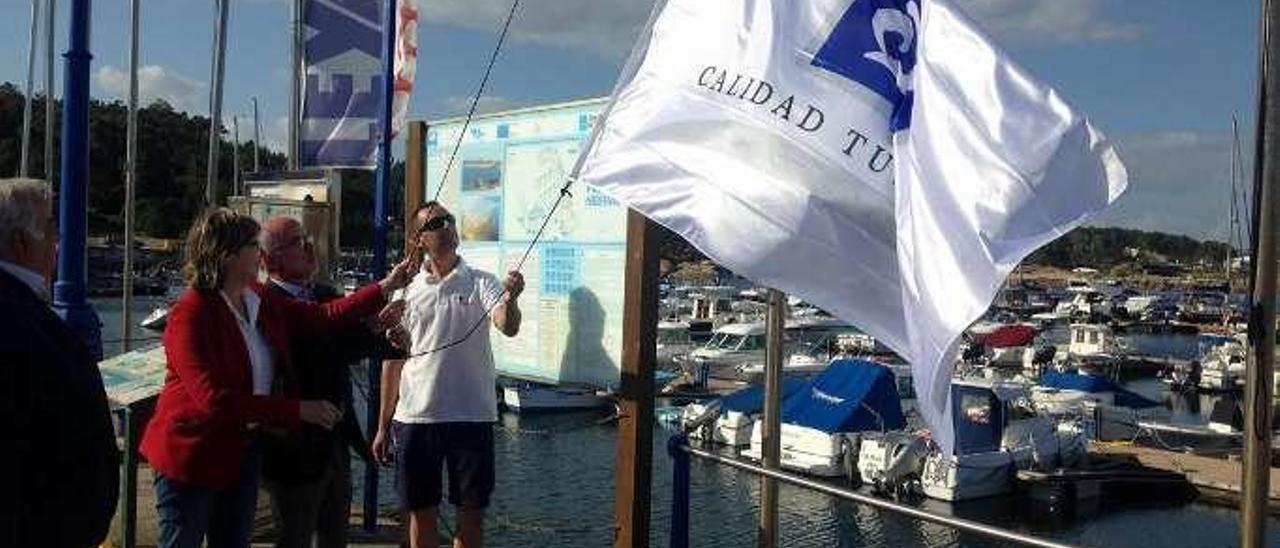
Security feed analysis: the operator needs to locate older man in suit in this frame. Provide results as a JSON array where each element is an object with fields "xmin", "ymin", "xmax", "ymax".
[
  {"xmin": 259, "ymin": 215, "xmax": 399, "ymax": 548},
  {"xmin": 0, "ymin": 178, "xmax": 119, "ymax": 547}
]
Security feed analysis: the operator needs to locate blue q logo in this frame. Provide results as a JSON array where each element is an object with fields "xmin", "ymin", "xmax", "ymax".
[{"xmin": 812, "ymin": 0, "xmax": 920, "ymax": 131}]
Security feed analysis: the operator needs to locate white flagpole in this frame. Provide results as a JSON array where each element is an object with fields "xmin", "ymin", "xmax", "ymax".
[
  {"xmin": 289, "ymin": 0, "xmax": 303, "ymax": 169},
  {"xmin": 122, "ymin": 0, "xmax": 140, "ymax": 353},
  {"xmin": 205, "ymin": 0, "xmax": 229, "ymax": 205},
  {"xmin": 19, "ymin": 0, "xmax": 40, "ymax": 177},
  {"xmin": 44, "ymin": 0, "xmax": 55, "ymax": 181}
]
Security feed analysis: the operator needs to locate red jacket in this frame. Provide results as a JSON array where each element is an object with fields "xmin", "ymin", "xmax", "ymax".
[{"xmin": 140, "ymin": 282, "xmax": 386, "ymax": 488}]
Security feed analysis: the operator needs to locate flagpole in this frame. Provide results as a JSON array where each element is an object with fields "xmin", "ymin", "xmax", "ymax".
[
  {"xmin": 759, "ymin": 288, "xmax": 785, "ymax": 548},
  {"xmin": 289, "ymin": 0, "xmax": 302, "ymax": 169},
  {"xmin": 53, "ymin": 0, "xmax": 102, "ymax": 359},
  {"xmin": 205, "ymin": 0, "xmax": 229, "ymax": 206},
  {"xmin": 122, "ymin": 0, "xmax": 140, "ymax": 354},
  {"xmin": 20, "ymin": 0, "xmax": 40, "ymax": 177},
  {"xmin": 44, "ymin": 0, "xmax": 56, "ymax": 181},
  {"xmin": 1242, "ymin": 0, "xmax": 1279, "ymax": 545},
  {"xmin": 364, "ymin": 0, "xmax": 397, "ymax": 532}
]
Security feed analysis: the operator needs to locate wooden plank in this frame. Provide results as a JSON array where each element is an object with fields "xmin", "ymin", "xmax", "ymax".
[
  {"xmin": 614, "ymin": 210, "xmax": 659, "ymax": 548},
  {"xmin": 403, "ymin": 121, "xmax": 427, "ymax": 255}
]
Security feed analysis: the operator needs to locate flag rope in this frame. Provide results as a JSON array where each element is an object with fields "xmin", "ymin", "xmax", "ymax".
[
  {"xmin": 402, "ymin": 176, "xmax": 576, "ymax": 360},
  {"xmin": 431, "ymin": 0, "xmax": 521, "ymax": 203}
]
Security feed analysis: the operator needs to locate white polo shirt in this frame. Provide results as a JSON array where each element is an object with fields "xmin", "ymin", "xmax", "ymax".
[{"xmin": 394, "ymin": 257, "xmax": 504, "ymax": 424}]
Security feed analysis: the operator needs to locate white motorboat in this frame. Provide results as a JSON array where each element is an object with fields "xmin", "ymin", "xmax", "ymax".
[
  {"xmin": 1197, "ymin": 333, "xmax": 1246, "ymax": 391},
  {"xmin": 741, "ymin": 360, "xmax": 907, "ymax": 479},
  {"xmin": 916, "ymin": 379, "xmax": 1086, "ymax": 502},
  {"xmin": 501, "ymin": 381, "xmax": 613, "ymax": 412},
  {"xmin": 683, "ymin": 379, "xmax": 808, "ymax": 447},
  {"xmin": 139, "ymin": 306, "xmax": 170, "ymax": 331}
]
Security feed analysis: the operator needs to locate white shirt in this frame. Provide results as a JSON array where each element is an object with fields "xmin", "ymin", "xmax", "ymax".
[
  {"xmin": 220, "ymin": 289, "xmax": 275, "ymax": 396},
  {"xmin": 0, "ymin": 260, "xmax": 48, "ymax": 301},
  {"xmin": 394, "ymin": 257, "xmax": 503, "ymax": 424}
]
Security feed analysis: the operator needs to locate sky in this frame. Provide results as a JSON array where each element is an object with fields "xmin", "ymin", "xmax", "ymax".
[{"xmin": 0, "ymin": 0, "xmax": 1262, "ymax": 241}]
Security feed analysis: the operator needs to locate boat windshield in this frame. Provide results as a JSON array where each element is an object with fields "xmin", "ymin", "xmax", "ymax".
[
  {"xmin": 658, "ymin": 328, "xmax": 690, "ymax": 344},
  {"xmin": 734, "ymin": 334, "xmax": 764, "ymax": 351},
  {"xmin": 703, "ymin": 332, "xmax": 733, "ymax": 350}
]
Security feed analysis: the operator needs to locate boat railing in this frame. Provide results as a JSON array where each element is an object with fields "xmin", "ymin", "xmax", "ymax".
[{"xmin": 665, "ymin": 432, "xmax": 1081, "ymax": 548}]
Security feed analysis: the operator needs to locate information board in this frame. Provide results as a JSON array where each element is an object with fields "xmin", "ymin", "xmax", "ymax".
[{"xmin": 424, "ymin": 98, "xmax": 625, "ymax": 388}]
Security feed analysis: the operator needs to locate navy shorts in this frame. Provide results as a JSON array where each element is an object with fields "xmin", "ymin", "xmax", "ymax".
[{"xmin": 392, "ymin": 421, "xmax": 495, "ymax": 510}]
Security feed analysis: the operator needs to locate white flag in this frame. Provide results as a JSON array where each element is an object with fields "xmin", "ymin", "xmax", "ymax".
[{"xmin": 577, "ymin": 0, "xmax": 1126, "ymax": 453}]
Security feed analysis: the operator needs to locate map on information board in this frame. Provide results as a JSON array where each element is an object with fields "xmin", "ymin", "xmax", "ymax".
[{"xmin": 423, "ymin": 98, "xmax": 626, "ymax": 388}]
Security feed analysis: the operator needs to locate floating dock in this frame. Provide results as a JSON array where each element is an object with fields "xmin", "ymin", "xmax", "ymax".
[{"xmin": 1088, "ymin": 441, "xmax": 1280, "ymax": 515}]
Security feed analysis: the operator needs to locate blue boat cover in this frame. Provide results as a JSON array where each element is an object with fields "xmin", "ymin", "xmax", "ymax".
[
  {"xmin": 718, "ymin": 378, "xmax": 808, "ymax": 414},
  {"xmin": 1038, "ymin": 371, "xmax": 1159, "ymax": 408},
  {"xmin": 778, "ymin": 359, "xmax": 906, "ymax": 433}
]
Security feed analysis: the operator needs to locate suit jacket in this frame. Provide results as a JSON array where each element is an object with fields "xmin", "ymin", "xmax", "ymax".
[
  {"xmin": 261, "ymin": 281, "xmax": 397, "ymax": 484},
  {"xmin": 0, "ymin": 268, "xmax": 120, "ymax": 548},
  {"xmin": 139, "ymin": 282, "xmax": 386, "ymax": 488}
]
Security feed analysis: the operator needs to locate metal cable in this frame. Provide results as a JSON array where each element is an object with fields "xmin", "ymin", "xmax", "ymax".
[{"xmin": 430, "ymin": 0, "xmax": 520, "ymax": 203}]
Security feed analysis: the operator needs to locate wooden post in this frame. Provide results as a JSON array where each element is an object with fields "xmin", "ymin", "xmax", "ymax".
[
  {"xmin": 1242, "ymin": 0, "xmax": 1279, "ymax": 543},
  {"xmin": 614, "ymin": 210, "xmax": 659, "ymax": 548},
  {"xmin": 404, "ymin": 120, "xmax": 427, "ymax": 252},
  {"xmin": 758, "ymin": 288, "xmax": 785, "ymax": 548}
]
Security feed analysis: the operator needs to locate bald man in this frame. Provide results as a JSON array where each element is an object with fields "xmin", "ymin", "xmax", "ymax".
[{"xmin": 257, "ymin": 216, "xmax": 399, "ymax": 548}]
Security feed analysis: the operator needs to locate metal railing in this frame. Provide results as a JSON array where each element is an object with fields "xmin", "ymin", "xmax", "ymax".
[{"xmin": 666, "ymin": 433, "xmax": 1080, "ymax": 548}]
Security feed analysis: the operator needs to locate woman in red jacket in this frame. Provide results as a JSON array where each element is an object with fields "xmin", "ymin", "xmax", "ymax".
[{"xmin": 140, "ymin": 208, "xmax": 412, "ymax": 548}]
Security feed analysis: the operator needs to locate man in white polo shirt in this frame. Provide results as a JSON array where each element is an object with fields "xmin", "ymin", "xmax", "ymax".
[{"xmin": 372, "ymin": 201, "xmax": 523, "ymax": 548}]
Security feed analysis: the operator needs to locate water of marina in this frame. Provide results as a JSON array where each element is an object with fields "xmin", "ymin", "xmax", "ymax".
[{"xmin": 99, "ymin": 300, "xmax": 1280, "ymax": 547}]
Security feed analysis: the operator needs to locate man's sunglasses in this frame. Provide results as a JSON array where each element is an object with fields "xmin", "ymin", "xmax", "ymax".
[{"xmin": 419, "ymin": 214, "xmax": 455, "ymax": 233}]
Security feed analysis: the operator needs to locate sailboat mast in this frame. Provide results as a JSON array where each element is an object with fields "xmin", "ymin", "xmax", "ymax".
[
  {"xmin": 1228, "ymin": 117, "xmax": 1239, "ymax": 295},
  {"xmin": 252, "ymin": 97, "xmax": 261, "ymax": 172}
]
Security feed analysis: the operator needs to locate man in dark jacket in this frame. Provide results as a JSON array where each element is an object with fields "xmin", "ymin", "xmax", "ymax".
[
  {"xmin": 259, "ymin": 215, "xmax": 398, "ymax": 548},
  {"xmin": 0, "ymin": 178, "xmax": 120, "ymax": 547}
]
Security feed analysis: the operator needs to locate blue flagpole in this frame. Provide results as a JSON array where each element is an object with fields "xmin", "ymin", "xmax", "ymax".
[
  {"xmin": 53, "ymin": 0, "xmax": 102, "ymax": 360},
  {"xmin": 365, "ymin": 0, "xmax": 396, "ymax": 533}
]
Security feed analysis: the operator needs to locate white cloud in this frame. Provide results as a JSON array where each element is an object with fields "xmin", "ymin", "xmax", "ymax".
[
  {"xmin": 421, "ymin": 0, "xmax": 648, "ymax": 59},
  {"xmin": 959, "ymin": 0, "xmax": 1145, "ymax": 44},
  {"xmin": 1090, "ymin": 130, "xmax": 1253, "ymax": 241},
  {"xmin": 93, "ymin": 64, "xmax": 207, "ymax": 114}
]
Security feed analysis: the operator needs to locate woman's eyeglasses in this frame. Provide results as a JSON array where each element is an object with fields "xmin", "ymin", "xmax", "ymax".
[{"xmin": 420, "ymin": 214, "xmax": 455, "ymax": 233}]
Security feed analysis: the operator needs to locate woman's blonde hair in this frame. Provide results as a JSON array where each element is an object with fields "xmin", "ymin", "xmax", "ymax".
[{"xmin": 183, "ymin": 208, "xmax": 260, "ymax": 291}]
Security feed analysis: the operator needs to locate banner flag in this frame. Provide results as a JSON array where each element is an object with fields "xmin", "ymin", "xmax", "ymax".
[{"xmin": 301, "ymin": 0, "xmax": 419, "ymax": 168}]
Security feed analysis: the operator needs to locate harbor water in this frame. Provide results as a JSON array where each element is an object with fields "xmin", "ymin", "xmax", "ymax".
[{"xmin": 98, "ymin": 299, "xmax": 1280, "ymax": 547}]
